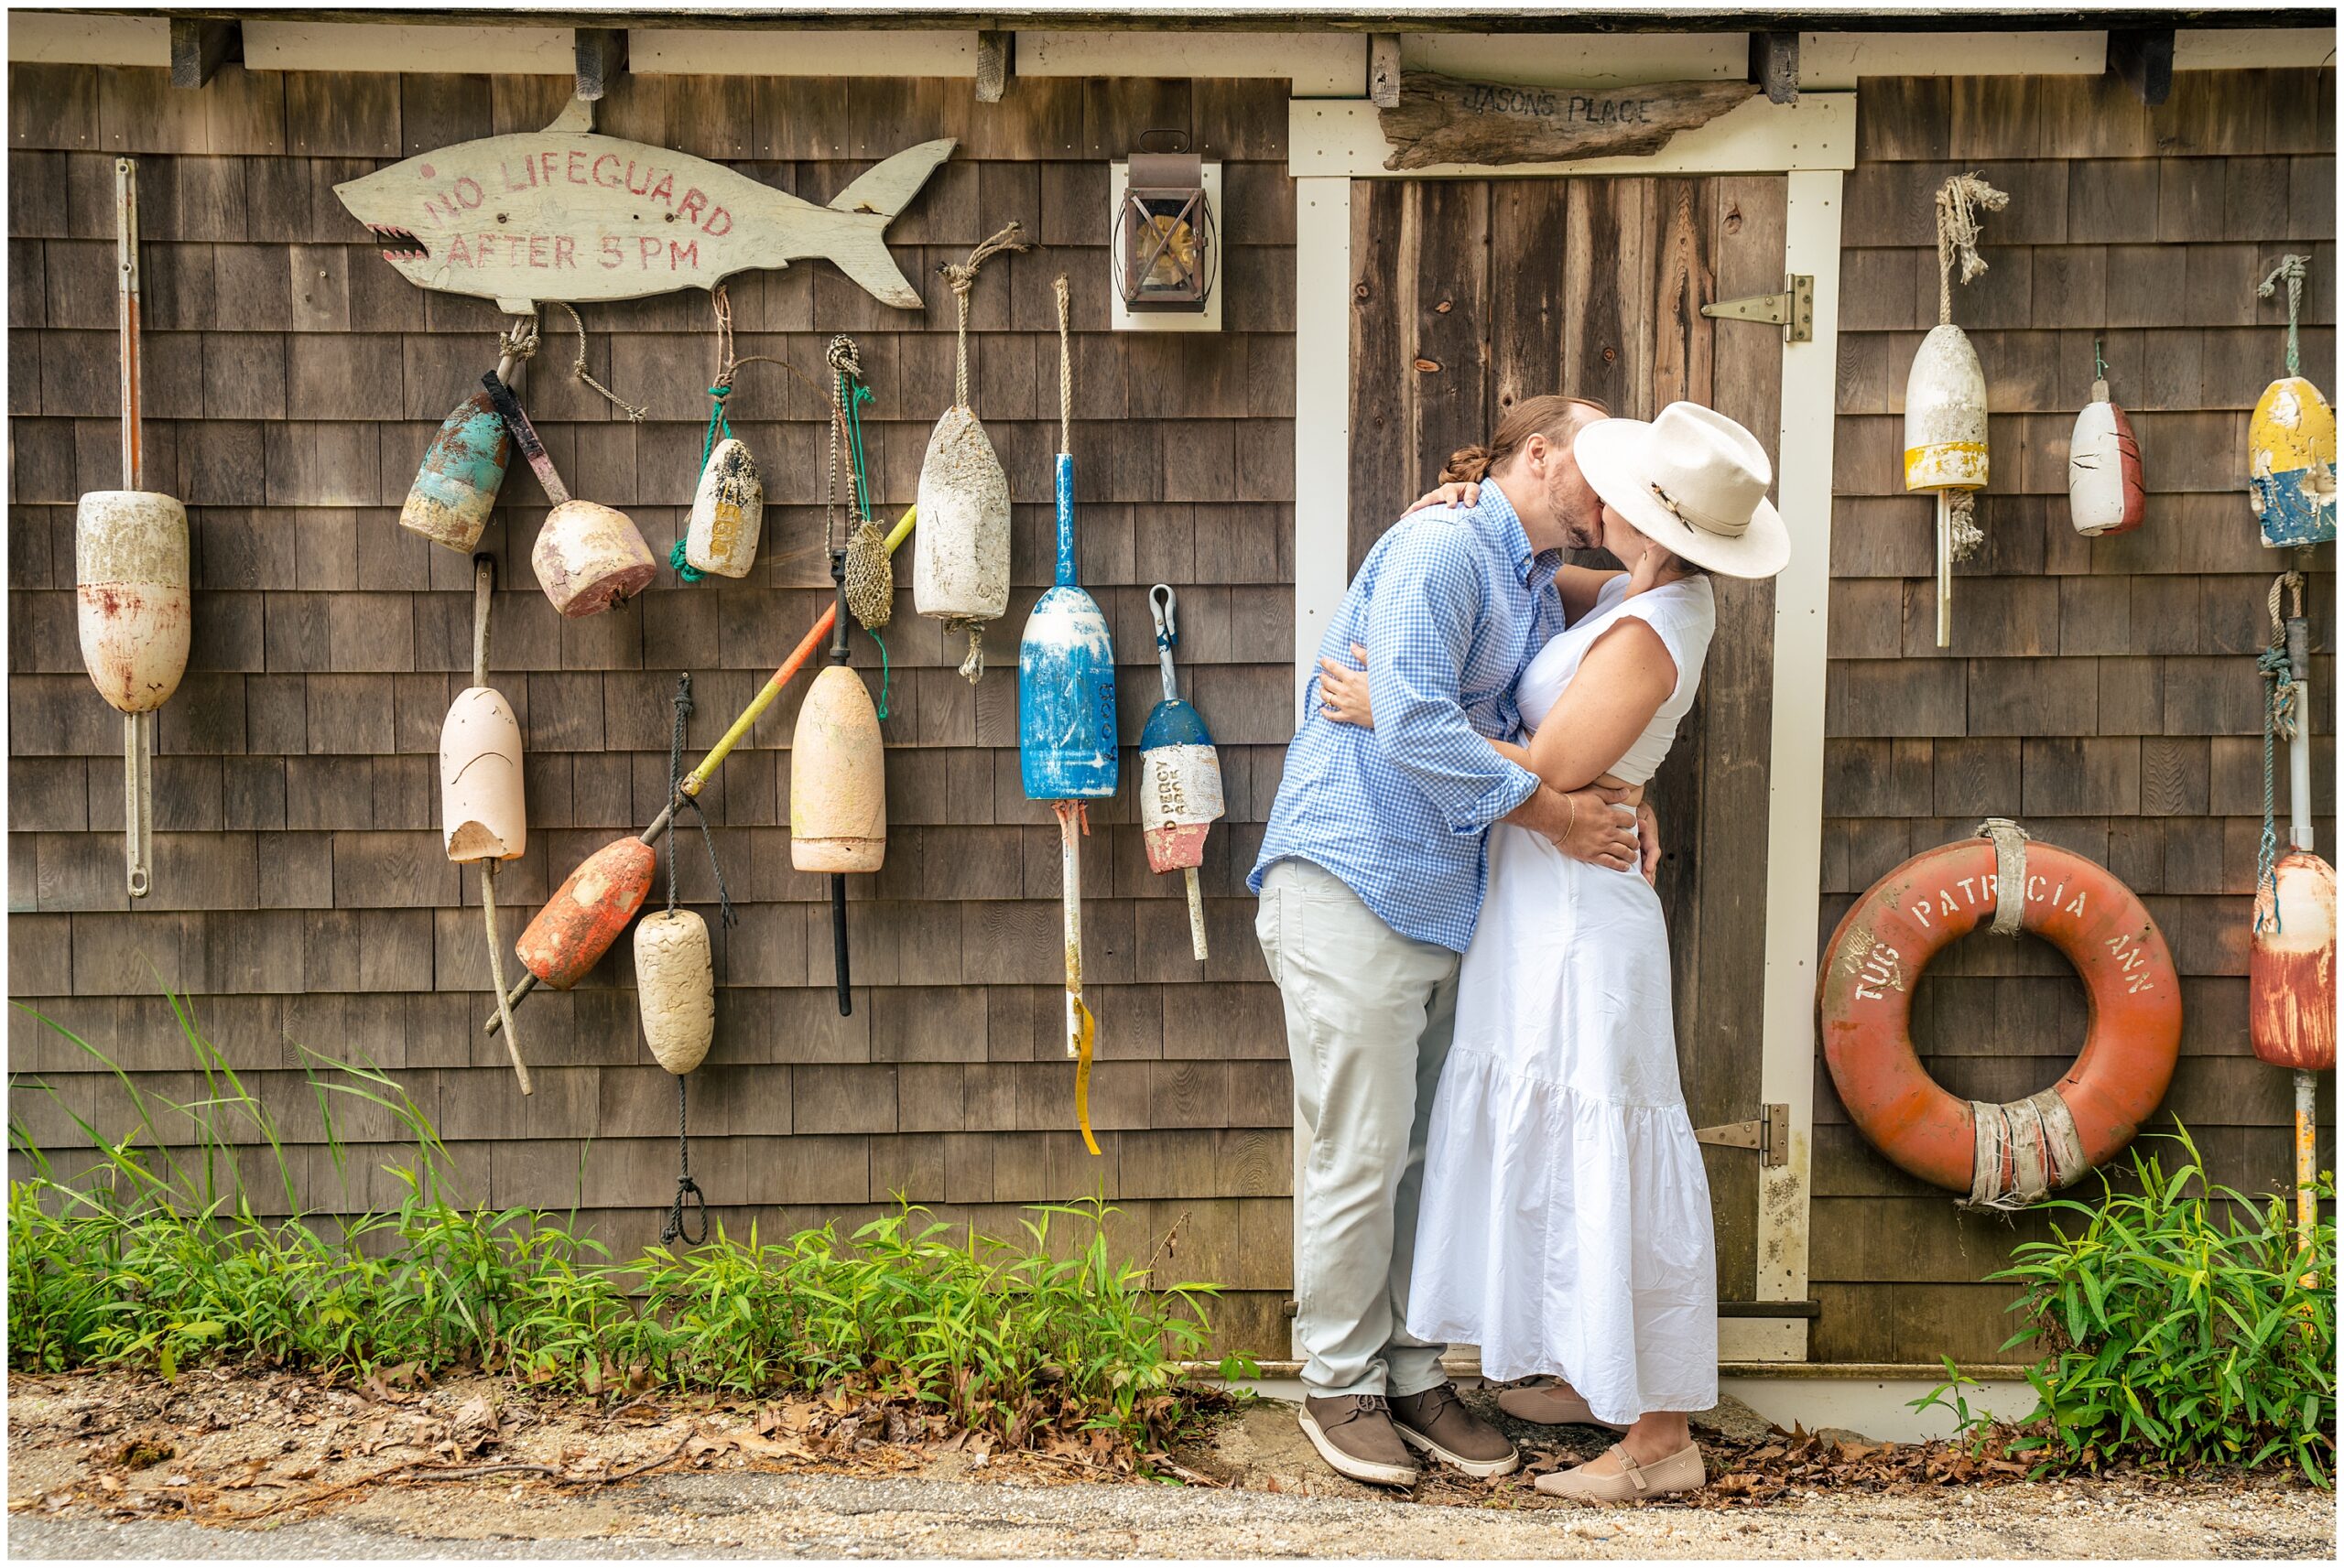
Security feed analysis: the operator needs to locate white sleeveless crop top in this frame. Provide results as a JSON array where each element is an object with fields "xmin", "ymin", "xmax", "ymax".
[{"xmin": 1515, "ymin": 574, "xmax": 1716, "ymax": 787}]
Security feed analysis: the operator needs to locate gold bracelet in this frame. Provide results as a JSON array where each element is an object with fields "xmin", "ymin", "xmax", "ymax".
[{"xmin": 1564, "ymin": 792, "xmax": 1578, "ymax": 842}]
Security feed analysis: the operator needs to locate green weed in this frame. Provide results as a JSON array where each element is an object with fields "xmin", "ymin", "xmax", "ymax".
[
  {"xmin": 7, "ymin": 995, "xmax": 1254, "ymax": 1456},
  {"xmin": 1983, "ymin": 1126, "xmax": 2335, "ymax": 1486}
]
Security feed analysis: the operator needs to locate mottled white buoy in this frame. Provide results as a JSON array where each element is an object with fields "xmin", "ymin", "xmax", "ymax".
[
  {"xmin": 634, "ymin": 908, "xmax": 715, "ymax": 1075},
  {"xmin": 685, "ymin": 438, "xmax": 764, "ymax": 579}
]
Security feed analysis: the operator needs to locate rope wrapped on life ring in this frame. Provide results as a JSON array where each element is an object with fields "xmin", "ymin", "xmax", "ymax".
[{"xmin": 1817, "ymin": 819, "xmax": 2183, "ymax": 1208}]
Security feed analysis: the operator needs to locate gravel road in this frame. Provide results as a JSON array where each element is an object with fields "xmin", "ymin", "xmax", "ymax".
[{"xmin": 10, "ymin": 1465, "xmax": 2336, "ymax": 1560}]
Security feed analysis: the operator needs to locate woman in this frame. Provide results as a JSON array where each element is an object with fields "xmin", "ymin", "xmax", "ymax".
[{"xmin": 1316, "ymin": 402, "xmax": 1790, "ymax": 1502}]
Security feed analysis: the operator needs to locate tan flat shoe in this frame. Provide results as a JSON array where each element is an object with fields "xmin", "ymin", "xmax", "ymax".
[
  {"xmin": 1534, "ymin": 1442, "xmax": 1704, "ymax": 1503},
  {"xmin": 1495, "ymin": 1379, "xmax": 1629, "ymax": 1431}
]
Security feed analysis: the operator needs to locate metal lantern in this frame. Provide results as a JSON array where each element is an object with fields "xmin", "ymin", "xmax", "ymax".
[{"xmin": 1115, "ymin": 132, "xmax": 1216, "ymax": 313}]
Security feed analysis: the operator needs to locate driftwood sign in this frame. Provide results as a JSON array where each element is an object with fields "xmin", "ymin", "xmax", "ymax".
[
  {"xmin": 1379, "ymin": 73, "xmax": 1759, "ymax": 170},
  {"xmin": 334, "ymin": 98, "xmax": 952, "ymax": 314}
]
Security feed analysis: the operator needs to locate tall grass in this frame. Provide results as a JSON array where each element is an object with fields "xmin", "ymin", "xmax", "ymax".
[
  {"xmin": 1987, "ymin": 1127, "xmax": 2335, "ymax": 1486},
  {"xmin": 7, "ymin": 994, "xmax": 1251, "ymax": 1453}
]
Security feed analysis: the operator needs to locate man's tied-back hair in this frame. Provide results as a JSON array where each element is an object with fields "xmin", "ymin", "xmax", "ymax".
[{"xmin": 1440, "ymin": 395, "xmax": 1612, "ymax": 484}]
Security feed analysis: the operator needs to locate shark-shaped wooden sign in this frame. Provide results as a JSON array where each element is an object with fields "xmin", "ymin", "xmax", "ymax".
[{"xmin": 334, "ymin": 98, "xmax": 953, "ymax": 314}]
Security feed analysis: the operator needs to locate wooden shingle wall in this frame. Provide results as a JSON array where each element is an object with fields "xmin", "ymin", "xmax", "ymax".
[
  {"xmin": 6, "ymin": 65, "xmax": 1297, "ymax": 1353},
  {"xmin": 1818, "ymin": 70, "xmax": 2338, "ymax": 1363}
]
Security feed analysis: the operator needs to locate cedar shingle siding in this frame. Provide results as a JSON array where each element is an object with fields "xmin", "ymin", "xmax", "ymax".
[
  {"xmin": 1818, "ymin": 70, "xmax": 2338, "ymax": 1363},
  {"xmin": 7, "ymin": 65, "xmax": 1297, "ymax": 1355},
  {"xmin": 7, "ymin": 55, "xmax": 2339, "ymax": 1370}
]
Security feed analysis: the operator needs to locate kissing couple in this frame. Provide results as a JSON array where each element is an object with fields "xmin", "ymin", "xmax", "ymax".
[{"xmin": 1251, "ymin": 396, "xmax": 1791, "ymax": 1502}]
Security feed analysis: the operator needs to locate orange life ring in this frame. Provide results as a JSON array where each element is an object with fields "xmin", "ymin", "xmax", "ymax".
[{"xmin": 1818, "ymin": 825, "xmax": 2182, "ymax": 1206}]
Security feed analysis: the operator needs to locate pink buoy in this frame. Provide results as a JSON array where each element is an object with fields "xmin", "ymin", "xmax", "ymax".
[
  {"xmin": 481, "ymin": 371, "xmax": 657, "ymax": 617},
  {"xmin": 440, "ymin": 687, "xmax": 526, "ymax": 863}
]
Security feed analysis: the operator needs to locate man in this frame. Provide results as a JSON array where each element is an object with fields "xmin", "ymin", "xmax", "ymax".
[{"xmin": 1251, "ymin": 395, "xmax": 1654, "ymax": 1488}]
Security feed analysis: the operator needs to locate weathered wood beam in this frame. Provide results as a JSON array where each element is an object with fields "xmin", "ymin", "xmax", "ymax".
[
  {"xmin": 975, "ymin": 29, "xmax": 1012, "ymax": 103},
  {"xmin": 1750, "ymin": 29, "xmax": 1798, "ymax": 104},
  {"xmin": 1369, "ymin": 34, "xmax": 1403, "ymax": 108},
  {"xmin": 1379, "ymin": 73, "xmax": 1758, "ymax": 171},
  {"xmin": 2106, "ymin": 27, "xmax": 2175, "ymax": 106},
  {"xmin": 574, "ymin": 27, "xmax": 626, "ymax": 102},
  {"xmin": 168, "ymin": 16, "xmax": 239, "ymax": 89}
]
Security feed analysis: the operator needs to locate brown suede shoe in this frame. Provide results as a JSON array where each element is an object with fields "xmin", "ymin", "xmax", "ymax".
[
  {"xmin": 1299, "ymin": 1395, "xmax": 1420, "ymax": 1487},
  {"xmin": 1390, "ymin": 1382, "xmax": 1521, "ymax": 1477}
]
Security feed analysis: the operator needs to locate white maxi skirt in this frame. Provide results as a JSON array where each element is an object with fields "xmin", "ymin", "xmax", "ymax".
[{"xmin": 1406, "ymin": 822, "xmax": 1719, "ymax": 1427}]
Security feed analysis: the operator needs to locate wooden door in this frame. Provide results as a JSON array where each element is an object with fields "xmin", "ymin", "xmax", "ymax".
[{"xmin": 1347, "ymin": 175, "xmax": 1787, "ymax": 1303}]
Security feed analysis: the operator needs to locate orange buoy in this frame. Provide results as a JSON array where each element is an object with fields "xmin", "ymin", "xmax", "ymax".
[
  {"xmin": 1818, "ymin": 824, "xmax": 2181, "ymax": 1205},
  {"xmin": 2252, "ymin": 849, "xmax": 2338, "ymax": 1073},
  {"xmin": 517, "ymin": 838, "xmax": 656, "ymax": 991}
]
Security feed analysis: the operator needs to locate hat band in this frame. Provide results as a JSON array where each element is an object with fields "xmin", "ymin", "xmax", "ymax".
[{"xmin": 1648, "ymin": 480, "xmax": 1751, "ymax": 538}]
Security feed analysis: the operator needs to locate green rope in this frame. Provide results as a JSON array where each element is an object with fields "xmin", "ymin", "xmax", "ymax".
[
  {"xmin": 869, "ymin": 630, "xmax": 891, "ymax": 720},
  {"xmin": 672, "ymin": 383, "xmax": 736, "ymax": 585},
  {"xmin": 841, "ymin": 378, "xmax": 874, "ymax": 527},
  {"xmin": 2256, "ymin": 643, "xmax": 2298, "ymax": 935}
]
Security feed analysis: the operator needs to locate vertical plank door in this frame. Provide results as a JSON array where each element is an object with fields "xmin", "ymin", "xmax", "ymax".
[{"xmin": 1346, "ymin": 174, "xmax": 1790, "ymax": 1306}]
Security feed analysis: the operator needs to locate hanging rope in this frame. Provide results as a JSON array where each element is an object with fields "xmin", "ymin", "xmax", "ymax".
[
  {"xmin": 1057, "ymin": 273, "xmax": 1074, "ymax": 455},
  {"xmin": 825, "ymin": 337, "xmax": 892, "ymax": 718},
  {"xmin": 939, "ymin": 222, "xmax": 1030, "ymax": 410},
  {"xmin": 1931, "ymin": 174, "xmax": 2004, "ymax": 564},
  {"xmin": 2257, "ymin": 570, "xmax": 2307, "ymax": 935},
  {"xmin": 497, "ymin": 316, "xmax": 542, "ymax": 371},
  {"xmin": 656, "ymin": 672, "xmax": 726, "ymax": 1249},
  {"xmin": 2259, "ymin": 254, "xmax": 2311, "ymax": 379},
  {"xmin": 551, "ymin": 300, "xmax": 647, "ymax": 422},
  {"xmin": 1933, "ymin": 173, "xmax": 2007, "ymax": 327}
]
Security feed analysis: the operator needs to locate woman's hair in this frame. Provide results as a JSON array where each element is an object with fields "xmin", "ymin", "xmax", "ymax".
[{"xmin": 1441, "ymin": 395, "xmax": 1612, "ymax": 483}]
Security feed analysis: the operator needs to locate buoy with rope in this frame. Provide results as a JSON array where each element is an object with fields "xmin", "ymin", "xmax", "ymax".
[
  {"xmin": 676, "ymin": 286, "xmax": 765, "ymax": 582},
  {"xmin": 915, "ymin": 223, "xmax": 1028, "ymax": 680},
  {"xmin": 1017, "ymin": 276, "xmax": 1119, "ymax": 1157},
  {"xmin": 2067, "ymin": 337, "xmax": 2146, "ymax": 538},
  {"xmin": 440, "ymin": 554, "xmax": 531, "ymax": 1091},
  {"xmin": 403, "ymin": 319, "xmax": 536, "ymax": 553},
  {"xmin": 2249, "ymin": 254, "xmax": 2337, "ymax": 550},
  {"xmin": 1818, "ymin": 819, "xmax": 2181, "ymax": 1206},
  {"xmin": 1139, "ymin": 584, "xmax": 1224, "ymax": 962},
  {"xmin": 1904, "ymin": 172, "xmax": 2004, "ymax": 647}
]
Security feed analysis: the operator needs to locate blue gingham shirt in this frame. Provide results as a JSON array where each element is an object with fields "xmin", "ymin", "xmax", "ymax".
[{"xmin": 1252, "ymin": 483, "xmax": 1567, "ymax": 952}]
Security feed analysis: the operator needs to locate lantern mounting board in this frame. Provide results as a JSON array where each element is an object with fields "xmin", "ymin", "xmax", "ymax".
[{"xmin": 1109, "ymin": 159, "xmax": 1221, "ymax": 333}]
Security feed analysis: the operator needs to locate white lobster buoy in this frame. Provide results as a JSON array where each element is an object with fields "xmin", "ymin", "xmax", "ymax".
[
  {"xmin": 75, "ymin": 490, "xmax": 190, "ymax": 715},
  {"xmin": 634, "ymin": 908, "xmax": 716, "ymax": 1075},
  {"xmin": 440, "ymin": 687, "xmax": 526, "ymax": 862},
  {"xmin": 789, "ymin": 665, "xmax": 887, "ymax": 873},
  {"xmin": 2068, "ymin": 377, "xmax": 2146, "ymax": 537},
  {"xmin": 913, "ymin": 406, "xmax": 1011, "ymax": 658},
  {"xmin": 534, "ymin": 499, "xmax": 657, "ymax": 617},
  {"xmin": 1904, "ymin": 322, "xmax": 1990, "ymax": 647},
  {"xmin": 685, "ymin": 438, "xmax": 764, "ymax": 579}
]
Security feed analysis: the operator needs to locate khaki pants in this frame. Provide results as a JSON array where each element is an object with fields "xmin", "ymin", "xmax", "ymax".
[{"xmin": 1255, "ymin": 858, "xmax": 1460, "ymax": 1398}]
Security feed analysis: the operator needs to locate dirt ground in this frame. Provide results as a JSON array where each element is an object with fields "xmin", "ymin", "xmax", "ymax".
[{"xmin": 6, "ymin": 1368, "xmax": 2334, "ymax": 1560}]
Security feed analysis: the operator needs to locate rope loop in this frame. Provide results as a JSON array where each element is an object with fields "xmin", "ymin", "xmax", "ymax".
[
  {"xmin": 658, "ymin": 1076, "xmax": 708, "ymax": 1248},
  {"xmin": 2259, "ymin": 254, "xmax": 2311, "ymax": 378},
  {"xmin": 939, "ymin": 222, "xmax": 1030, "ymax": 408},
  {"xmin": 552, "ymin": 300, "xmax": 647, "ymax": 422},
  {"xmin": 1933, "ymin": 173, "xmax": 2008, "ymax": 325},
  {"xmin": 661, "ymin": 673, "xmax": 736, "ymax": 930},
  {"xmin": 2255, "ymin": 568, "xmax": 2306, "ymax": 935}
]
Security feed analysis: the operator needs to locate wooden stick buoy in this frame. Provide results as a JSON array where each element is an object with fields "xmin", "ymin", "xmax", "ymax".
[
  {"xmin": 482, "ymin": 509, "xmax": 919, "ymax": 1038},
  {"xmin": 635, "ymin": 908, "xmax": 715, "ymax": 1075},
  {"xmin": 2067, "ymin": 343, "xmax": 2146, "ymax": 538},
  {"xmin": 1140, "ymin": 585, "xmax": 1223, "ymax": 961},
  {"xmin": 77, "ymin": 158, "xmax": 186, "ymax": 900},
  {"xmin": 404, "ymin": 385, "xmax": 513, "ymax": 552},
  {"xmin": 1018, "ymin": 276, "xmax": 1115, "ymax": 1155},
  {"xmin": 685, "ymin": 437, "xmax": 764, "ymax": 579},
  {"xmin": 1905, "ymin": 174, "xmax": 2004, "ymax": 648},
  {"xmin": 516, "ymin": 838, "xmax": 657, "ymax": 992},
  {"xmin": 916, "ymin": 224, "xmax": 1027, "ymax": 678},
  {"xmin": 482, "ymin": 371, "xmax": 657, "ymax": 616},
  {"xmin": 446, "ymin": 555, "xmax": 531, "ymax": 1092}
]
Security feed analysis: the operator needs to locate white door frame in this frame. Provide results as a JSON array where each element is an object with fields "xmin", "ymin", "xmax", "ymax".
[{"xmin": 1288, "ymin": 92, "xmax": 1853, "ymax": 1363}]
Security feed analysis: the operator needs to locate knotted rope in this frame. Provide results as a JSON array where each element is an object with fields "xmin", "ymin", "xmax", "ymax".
[
  {"xmin": 826, "ymin": 336, "xmax": 890, "ymax": 718},
  {"xmin": 2257, "ymin": 570, "xmax": 2307, "ymax": 935},
  {"xmin": 551, "ymin": 300, "xmax": 646, "ymax": 422},
  {"xmin": 657, "ymin": 672, "xmax": 733, "ymax": 1249},
  {"xmin": 1932, "ymin": 174, "xmax": 2004, "ymax": 563},
  {"xmin": 668, "ymin": 293, "xmax": 743, "ymax": 585},
  {"xmin": 497, "ymin": 317, "xmax": 541, "ymax": 371},
  {"xmin": 939, "ymin": 222, "xmax": 1030, "ymax": 410},
  {"xmin": 2259, "ymin": 254, "xmax": 2311, "ymax": 378},
  {"xmin": 1057, "ymin": 273, "xmax": 1075, "ymax": 455}
]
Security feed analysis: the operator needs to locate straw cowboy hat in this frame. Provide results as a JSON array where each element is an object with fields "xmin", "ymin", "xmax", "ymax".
[{"xmin": 1573, "ymin": 402, "xmax": 1790, "ymax": 579}]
